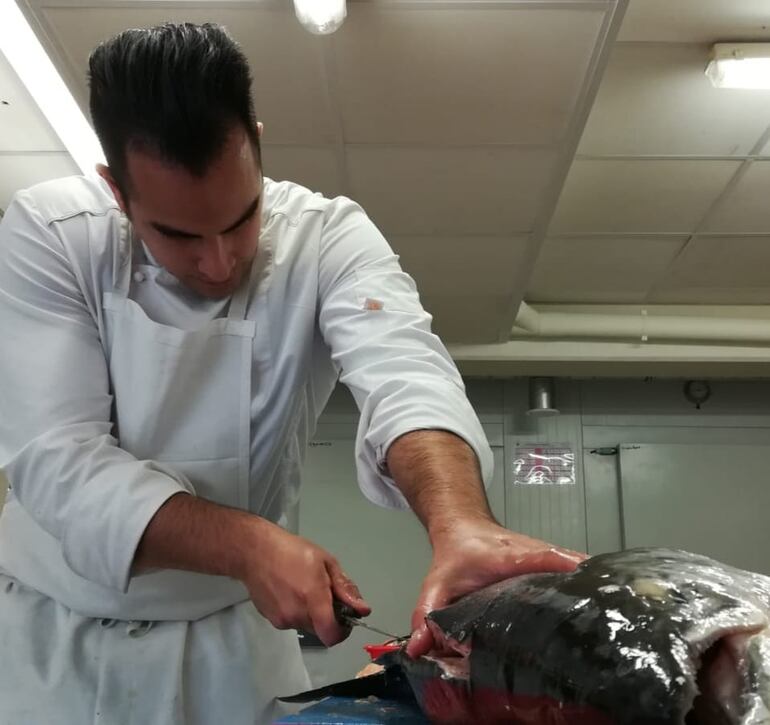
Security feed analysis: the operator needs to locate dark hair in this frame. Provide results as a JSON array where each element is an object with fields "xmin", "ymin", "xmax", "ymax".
[{"xmin": 88, "ymin": 23, "xmax": 260, "ymax": 194}]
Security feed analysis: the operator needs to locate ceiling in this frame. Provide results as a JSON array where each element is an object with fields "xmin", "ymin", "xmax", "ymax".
[{"xmin": 3, "ymin": 0, "xmax": 770, "ymax": 352}]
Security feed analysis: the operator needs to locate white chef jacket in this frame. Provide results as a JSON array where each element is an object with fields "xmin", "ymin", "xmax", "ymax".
[{"xmin": 0, "ymin": 174, "xmax": 493, "ymax": 617}]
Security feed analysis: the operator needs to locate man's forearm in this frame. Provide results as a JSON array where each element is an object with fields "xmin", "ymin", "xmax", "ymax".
[
  {"xmin": 133, "ymin": 493, "xmax": 369, "ymax": 645},
  {"xmin": 386, "ymin": 430, "xmax": 494, "ymax": 543},
  {"xmin": 133, "ymin": 492, "xmax": 265, "ymax": 580}
]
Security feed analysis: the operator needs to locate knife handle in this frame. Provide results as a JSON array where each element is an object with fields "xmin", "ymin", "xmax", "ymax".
[{"xmin": 332, "ymin": 598, "xmax": 358, "ymax": 626}]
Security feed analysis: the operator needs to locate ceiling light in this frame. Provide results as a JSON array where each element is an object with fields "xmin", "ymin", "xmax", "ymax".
[
  {"xmin": 0, "ymin": 0, "xmax": 104, "ymax": 173},
  {"xmin": 293, "ymin": 0, "xmax": 346, "ymax": 35},
  {"xmin": 705, "ymin": 43, "xmax": 770, "ymax": 90}
]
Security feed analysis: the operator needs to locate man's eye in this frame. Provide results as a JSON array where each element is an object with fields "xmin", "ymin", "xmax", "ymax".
[
  {"xmin": 162, "ymin": 231, "xmax": 195, "ymax": 241},
  {"xmin": 235, "ymin": 212, "xmax": 257, "ymax": 231}
]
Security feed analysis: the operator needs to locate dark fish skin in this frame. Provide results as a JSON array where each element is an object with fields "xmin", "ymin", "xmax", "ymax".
[
  {"xmin": 283, "ymin": 549, "xmax": 770, "ymax": 724},
  {"xmin": 407, "ymin": 548, "xmax": 770, "ymax": 724}
]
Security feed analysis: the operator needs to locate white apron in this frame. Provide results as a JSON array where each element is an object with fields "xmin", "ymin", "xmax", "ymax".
[{"xmin": 0, "ymin": 218, "xmax": 310, "ymax": 724}]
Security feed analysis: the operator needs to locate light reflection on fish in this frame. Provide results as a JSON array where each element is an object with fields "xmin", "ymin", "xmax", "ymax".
[{"xmin": 285, "ymin": 549, "xmax": 770, "ymax": 724}]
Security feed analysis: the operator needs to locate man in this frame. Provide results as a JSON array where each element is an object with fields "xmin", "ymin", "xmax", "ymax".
[{"xmin": 0, "ymin": 22, "xmax": 581, "ymax": 723}]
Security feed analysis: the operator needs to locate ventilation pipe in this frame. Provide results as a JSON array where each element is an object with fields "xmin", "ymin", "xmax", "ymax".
[
  {"xmin": 514, "ymin": 302, "xmax": 770, "ymax": 345},
  {"xmin": 527, "ymin": 377, "xmax": 559, "ymax": 416}
]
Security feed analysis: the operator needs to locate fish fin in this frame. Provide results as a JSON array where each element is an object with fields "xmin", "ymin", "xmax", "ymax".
[{"xmin": 280, "ymin": 670, "xmax": 414, "ymax": 704}]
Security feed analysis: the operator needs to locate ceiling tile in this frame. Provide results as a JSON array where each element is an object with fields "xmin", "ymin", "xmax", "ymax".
[
  {"xmin": 549, "ymin": 159, "xmax": 740, "ymax": 234},
  {"xmin": 262, "ymin": 146, "xmax": 342, "ymax": 199},
  {"xmin": 40, "ymin": 6, "xmax": 336, "ymax": 145},
  {"xmin": 418, "ymin": 292, "xmax": 506, "ymax": 344},
  {"xmin": 391, "ymin": 235, "xmax": 529, "ymax": 297},
  {"xmin": 651, "ymin": 236, "xmax": 770, "ymax": 305},
  {"xmin": 333, "ymin": 5, "xmax": 604, "ymax": 146},
  {"xmin": 527, "ymin": 236, "xmax": 688, "ymax": 303},
  {"xmin": 0, "ymin": 153, "xmax": 79, "ymax": 211},
  {"xmin": 619, "ymin": 0, "xmax": 770, "ymax": 43},
  {"xmin": 704, "ymin": 162, "xmax": 770, "ymax": 234},
  {"xmin": 0, "ymin": 52, "xmax": 64, "ymax": 152},
  {"xmin": 347, "ymin": 146, "xmax": 557, "ymax": 236},
  {"xmin": 578, "ymin": 44, "xmax": 770, "ymax": 156}
]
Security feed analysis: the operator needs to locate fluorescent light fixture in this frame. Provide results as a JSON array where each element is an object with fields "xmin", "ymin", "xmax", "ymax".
[
  {"xmin": 293, "ymin": 0, "xmax": 346, "ymax": 35},
  {"xmin": 0, "ymin": 0, "xmax": 104, "ymax": 173},
  {"xmin": 705, "ymin": 43, "xmax": 770, "ymax": 90}
]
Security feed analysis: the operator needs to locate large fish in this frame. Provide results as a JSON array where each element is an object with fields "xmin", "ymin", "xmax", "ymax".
[{"xmin": 284, "ymin": 548, "xmax": 770, "ymax": 724}]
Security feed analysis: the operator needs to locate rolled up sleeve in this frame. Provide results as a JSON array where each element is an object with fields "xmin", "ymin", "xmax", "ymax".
[
  {"xmin": 0, "ymin": 192, "xmax": 193, "ymax": 592},
  {"xmin": 317, "ymin": 198, "xmax": 493, "ymax": 508}
]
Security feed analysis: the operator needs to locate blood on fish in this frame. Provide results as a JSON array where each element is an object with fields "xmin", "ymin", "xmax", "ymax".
[{"xmin": 415, "ymin": 680, "xmax": 616, "ymax": 725}]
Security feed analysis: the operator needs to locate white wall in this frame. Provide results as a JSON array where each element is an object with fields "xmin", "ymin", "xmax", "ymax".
[
  {"xmin": 506, "ymin": 378, "xmax": 770, "ymax": 556},
  {"xmin": 578, "ymin": 378, "xmax": 770, "ymax": 569}
]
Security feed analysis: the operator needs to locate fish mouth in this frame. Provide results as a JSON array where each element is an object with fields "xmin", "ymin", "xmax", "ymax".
[
  {"xmin": 427, "ymin": 619, "xmax": 471, "ymax": 657},
  {"xmin": 689, "ymin": 629, "xmax": 770, "ymax": 725},
  {"xmin": 424, "ymin": 619, "xmax": 471, "ymax": 676}
]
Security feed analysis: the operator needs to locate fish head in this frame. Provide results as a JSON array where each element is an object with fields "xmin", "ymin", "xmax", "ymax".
[{"xmin": 401, "ymin": 549, "xmax": 770, "ymax": 725}]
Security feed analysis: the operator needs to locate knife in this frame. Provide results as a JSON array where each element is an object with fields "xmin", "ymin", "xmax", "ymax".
[{"xmin": 333, "ymin": 599, "xmax": 401, "ymax": 641}]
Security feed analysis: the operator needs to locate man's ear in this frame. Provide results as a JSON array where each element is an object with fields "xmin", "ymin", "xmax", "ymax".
[{"xmin": 96, "ymin": 164, "xmax": 128, "ymax": 214}]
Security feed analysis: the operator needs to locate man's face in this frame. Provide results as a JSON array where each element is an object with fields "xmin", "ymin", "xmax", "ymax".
[{"xmin": 102, "ymin": 127, "xmax": 264, "ymax": 300}]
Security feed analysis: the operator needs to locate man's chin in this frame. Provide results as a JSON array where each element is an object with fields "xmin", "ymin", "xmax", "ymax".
[{"xmin": 186, "ymin": 276, "xmax": 241, "ymax": 300}]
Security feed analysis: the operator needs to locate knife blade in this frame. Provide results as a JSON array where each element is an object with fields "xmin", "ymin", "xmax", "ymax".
[{"xmin": 333, "ymin": 599, "xmax": 401, "ymax": 641}]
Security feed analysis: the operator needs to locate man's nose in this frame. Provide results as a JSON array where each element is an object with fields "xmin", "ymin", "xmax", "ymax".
[{"xmin": 198, "ymin": 236, "xmax": 235, "ymax": 282}]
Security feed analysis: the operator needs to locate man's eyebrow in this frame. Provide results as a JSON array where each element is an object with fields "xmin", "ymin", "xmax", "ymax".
[
  {"xmin": 149, "ymin": 195, "xmax": 261, "ymax": 239},
  {"xmin": 221, "ymin": 196, "xmax": 261, "ymax": 234}
]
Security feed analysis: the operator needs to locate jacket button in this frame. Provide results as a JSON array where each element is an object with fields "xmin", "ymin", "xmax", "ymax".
[{"xmin": 133, "ymin": 271, "xmax": 146, "ymax": 283}]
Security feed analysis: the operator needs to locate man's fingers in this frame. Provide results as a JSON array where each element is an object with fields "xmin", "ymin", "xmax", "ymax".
[
  {"xmin": 308, "ymin": 591, "xmax": 350, "ymax": 648},
  {"xmin": 410, "ymin": 593, "xmax": 434, "ymax": 632},
  {"xmin": 549, "ymin": 546, "xmax": 587, "ymax": 565},
  {"xmin": 326, "ymin": 559, "xmax": 371, "ymax": 617},
  {"xmin": 408, "ymin": 579, "xmax": 450, "ymax": 658},
  {"xmin": 406, "ymin": 622, "xmax": 433, "ymax": 659},
  {"xmin": 306, "ymin": 563, "xmax": 351, "ymax": 647},
  {"xmin": 494, "ymin": 546, "xmax": 586, "ymax": 578},
  {"xmin": 264, "ymin": 599, "xmax": 314, "ymax": 634}
]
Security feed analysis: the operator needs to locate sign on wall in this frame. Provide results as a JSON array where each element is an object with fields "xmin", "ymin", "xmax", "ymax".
[{"xmin": 513, "ymin": 444, "xmax": 576, "ymax": 486}]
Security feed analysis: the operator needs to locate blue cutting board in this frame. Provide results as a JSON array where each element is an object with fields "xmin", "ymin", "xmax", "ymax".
[{"xmin": 274, "ymin": 696, "xmax": 428, "ymax": 724}]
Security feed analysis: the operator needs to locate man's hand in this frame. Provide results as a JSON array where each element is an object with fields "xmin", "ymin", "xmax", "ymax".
[
  {"xmin": 135, "ymin": 493, "xmax": 370, "ymax": 647},
  {"xmin": 240, "ymin": 518, "xmax": 370, "ymax": 647},
  {"xmin": 383, "ymin": 431, "xmax": 586, "ymax": 658},
  {"xmin": 407, "ymin": 518, "xmax": 585, "ymax": 658}
]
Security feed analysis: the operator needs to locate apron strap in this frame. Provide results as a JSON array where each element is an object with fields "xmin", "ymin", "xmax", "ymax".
[
  {"xmin": 227, "ymin": 231, "xmax": 272, "ymax": 323},
  {"xmin": 111, "ymin": 216, "xmax": 133, "ymax": 299},
  {"xmin": 227, "ymin": 268, "xmax": 252, "ymax": 322}
]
